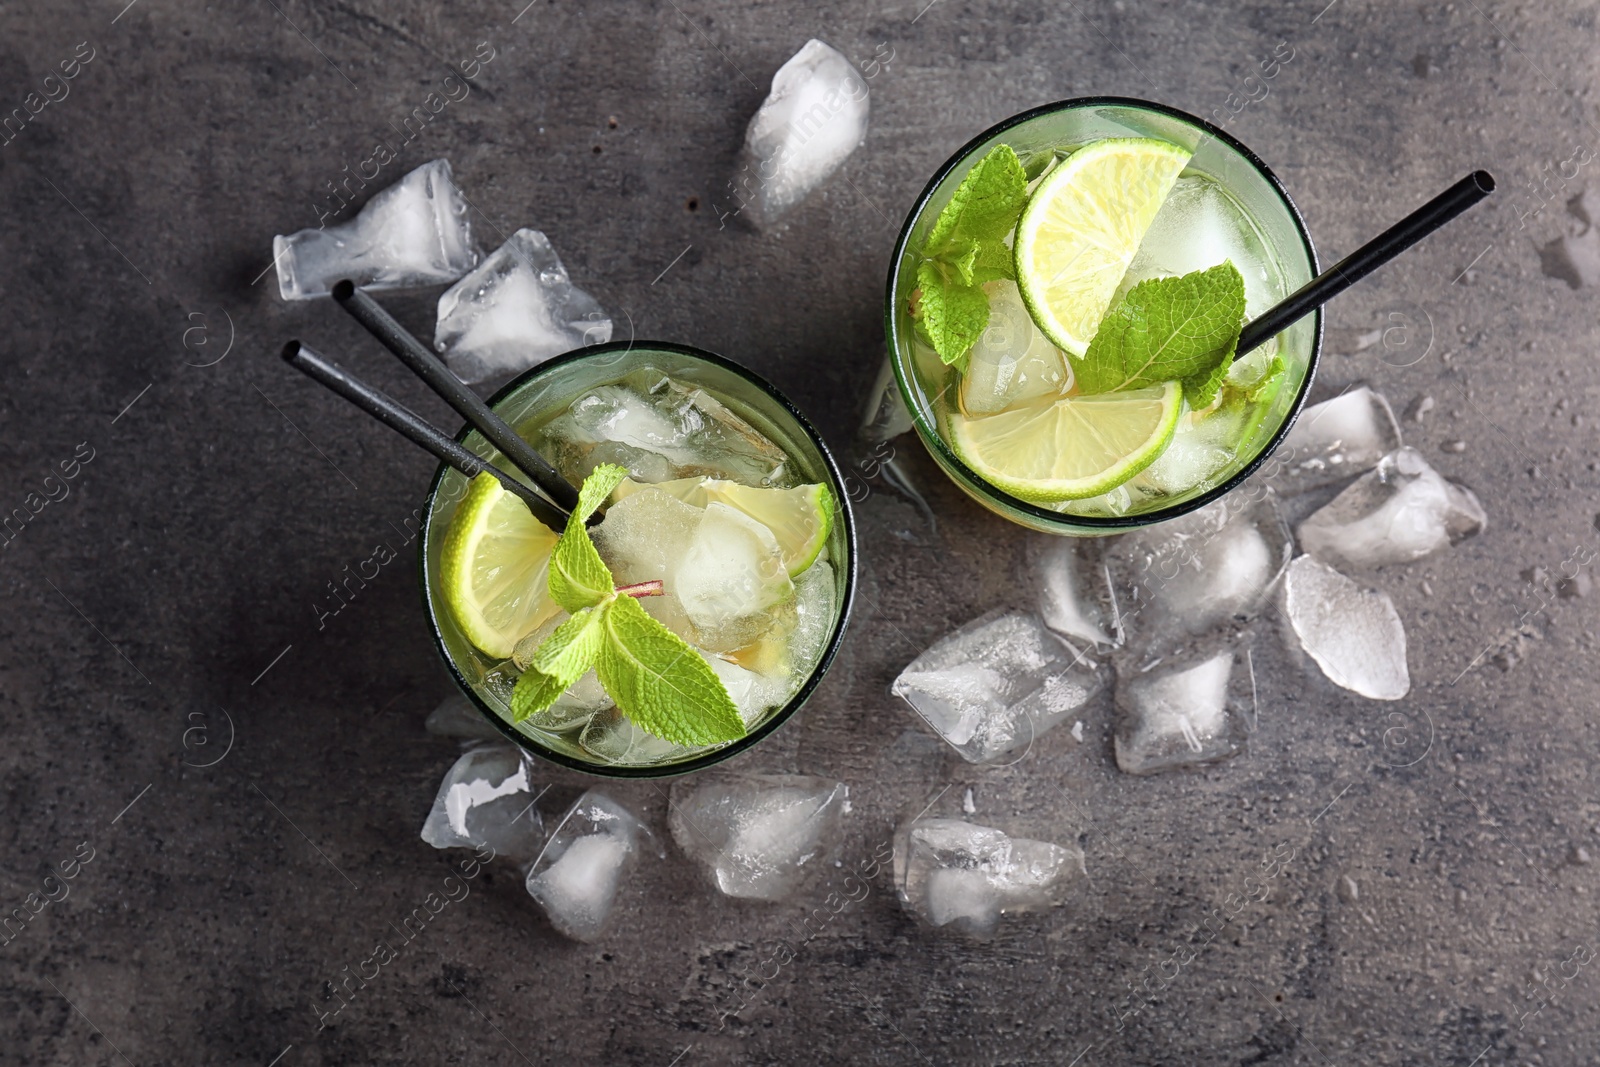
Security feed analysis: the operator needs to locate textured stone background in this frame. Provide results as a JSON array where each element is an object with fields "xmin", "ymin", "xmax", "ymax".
[{"xmin": 1, "ymin": 1, "xmax": 1597, "ymax": 1064}]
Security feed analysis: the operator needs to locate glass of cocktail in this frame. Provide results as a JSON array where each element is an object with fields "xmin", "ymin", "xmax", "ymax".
[
  {"xmin": 420, "ymin": 341, "xmax": 855, "ymax": 777},
  {"xmin": 886, "ymin": 97, "xmax": 1321, "ymax": 534}
]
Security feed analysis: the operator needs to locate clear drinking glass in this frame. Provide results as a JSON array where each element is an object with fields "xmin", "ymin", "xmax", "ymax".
[
  {"xmin": 420, "ymin": 341, "xmax": 857, "ymax": 777},
  {"xmin": 886, "ymin": 97, "xmax": 1322, "ymax": 535}
]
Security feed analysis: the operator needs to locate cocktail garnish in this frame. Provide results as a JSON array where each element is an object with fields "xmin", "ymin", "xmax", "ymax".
[
  {"xmin": 1075, "ymin": 262, "xmax": 1246, "ymax": 409},
  {"xmin": 511, "ymin": 464, "xmax": 746, "ymax": 747},
  {"xmin": 912, "ymin": 143, "xmax": 1029, "ymax": 366}
]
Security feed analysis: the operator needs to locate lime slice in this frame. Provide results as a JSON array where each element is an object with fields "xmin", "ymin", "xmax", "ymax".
[
  {"xmin": 1013, "ymin": 138, "xmax": 1191, "ymax": 357},
  {"xmin": 949, "ymin": 383, "xmax": 1183, "ymax": 502},
  {"xmin": 440, "ymin": 472, "xmax": 562, "ymax": 658},
  {"xmin": 612, "ymin": 476, "xmax": 833, "ymax": 576}
]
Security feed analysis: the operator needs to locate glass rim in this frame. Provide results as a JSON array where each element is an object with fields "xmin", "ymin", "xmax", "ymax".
[
  {"xmin": 417, "ymin": 338, "xmax": 859, "ymax": 778},
  {"xmin": 885, "ymin": 95, "xmax": 1325, "ymax": 531}
]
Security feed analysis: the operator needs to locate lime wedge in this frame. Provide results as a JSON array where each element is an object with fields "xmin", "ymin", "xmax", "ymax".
[
  {"xmin": 612, "ymin": 476, "xmax": 833, "ymax": 576},
  {"xmin": 1013, "ymin": 138, "xmax": 1191, "ymax": 357},
  {"xmin": 440, "ymin": 472, "xmax": 562, "ymax": 658},
  {"xmin": 949, "ymin": 383, "xmax": 1183, "ymax": 502}
]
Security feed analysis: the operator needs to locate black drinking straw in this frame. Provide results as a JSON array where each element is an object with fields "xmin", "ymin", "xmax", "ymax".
[
  {"xmin": 1236, "ymin": 170, "xmax": 1495, "ymax": 357},
  {"xmin": 280, "ymin": 341, "xmax": 570, "ymax": 531},
  {"xmin": 330, "ymin": 279, "xmax": 582, "ymax": 515}
]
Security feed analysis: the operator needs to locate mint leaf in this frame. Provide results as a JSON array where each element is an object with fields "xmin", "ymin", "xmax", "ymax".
[
  {"xmin": 927, "ymin": 144, "xmax": 1028, "ymax": 251},
  {"xmin": 968, "ymin": 239, "xmax": 1014, "ymax": 285},
  {"xmin": 547, "ymin": 464, "xmax": 628, "ymax": 611},
  {"xmin": 595, "ymin": 594, "xmax": 745, "ymax": 746},
  {"xmin": 1185, "ymin": 354, "xmax": 1235, "ymax": 411},
  {"xmin": 510, "ymin": 606, "xmax": 606, "ymax": 721},
  {"xmin": 1076, "ymin": 263, "xmax": 1246, "ymax": 407},
  {"xmin": 572, "ymin": 463, "xmax": 625, "ymax": 524},
  {"xmin": 917, "ymin": 260, "xmax": 989, "ymax": 367},
  {"xmin": 511, "ymin": 667, "xmax": 570, "ymax": 721},
  {"xmin": 530, "ymin": 606, "xmax": 605, "ymax": 684},
  {"xmin": 911, "ymin": 143, "xmax": 1027, "ymax": 366},
  {"xmin": 949, "ymin": 240, "xmax": 981, "ymax": 287}
]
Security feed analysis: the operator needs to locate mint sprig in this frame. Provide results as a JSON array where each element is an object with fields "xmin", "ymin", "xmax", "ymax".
[
  {"xmin": 1075, "ymin": 262, "xmax": 1247, "ymax": 409},
  {"xmin": 911, "ymin": 143, "xmax": 1028, "ymax": 366},
  {"xmin": 510, "ymin": 464, "xmax": 745, "ymax": 747}
]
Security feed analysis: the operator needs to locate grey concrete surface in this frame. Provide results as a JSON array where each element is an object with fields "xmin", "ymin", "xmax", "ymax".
[{"xmin": 1, "ymin": 1, "xmax": 1597, "ymax": 1064}]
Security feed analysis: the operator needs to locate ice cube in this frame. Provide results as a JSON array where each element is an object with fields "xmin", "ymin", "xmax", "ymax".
[
  {"xmin": 1114, "ymin": 650, "xmax": 1246, "ymax": 775},
  {"xmin": 538, "ymin": 368, "xmax": 791, "ymax": 488},
  {"xmin": 425, "ymin": 691, "xmax": 503, "ymax": 741},
  {"xmin": 668, "ymin": 774, "xmax": 847, "ymax": 901},
  {"xmin": 589, "ymin": 487, "xmax": 702, "ymax": 639},
  {"xmin": 527, "ymin": 672, "xmax": 613, "ymax": 733},
  {"xmin": 671, "ymin": 502, "xmax": 795, "ymax": 634},
  {"xmin": 1108, "ymin": 496, "xmax": 1290, "ymax": 648},
  {"xmin": 1281, "ymin": 555, "xmax": 1409, "ymax": 700},
  {"xmin": 961, "ymin": 281, "xmax": 1070, "ymax": 416},
  {"xmin": 734, "ymin": 39, "xmax": 869, "ymax": 228},
  {"xmin": 702, "ymin": 651, "xmax": 789, "ymax": 725},
  {"xmin": 592, "ymin": 487, "xmax": 703, "ymax": 585},
  {"xmin": 1272, "ymin": 387, "xmax": 1402, "ymax": 493},
  {"xmin": 785, "ymin": 559, "xmax": 838, "ymax": 685},
  {"xmin": 273, "ymin": 159, "xmax": 478, "ymax": 300},
  {"xmin": 1115, "ymin": 174, "xmax": 1282, "ymax": 320},
  {"xmin": 893, "ymin": 817, "xmax": 1084, "ymax": 938},
  {"xmin": 1028, "ymin": 536, "xmax": 1117, "ymax": 647},
  {"xmin": 419, "ymin": 746, "xmax": 544, "ymax": 863},
  {"xmin": 579, "ymin": 709, "xmax": 707, "ymax": 765},
  {"xmin": 1134, "ymin": 405, "xmax": 1244, "ymax": 496},
  {"xmin": 1298, "ymin": 446, "xmax": 1486, "ymax": 569},
  {"xmin": 524, "ymin": 791, "xmax": 655, "ymax": 942},
  {"xmin": 433, "ymin": 228, "xmax": 611, "ymax": 383},
  {"xmin": 892, "ymin": 610, "xmax": 1104, "ymax": 763}
]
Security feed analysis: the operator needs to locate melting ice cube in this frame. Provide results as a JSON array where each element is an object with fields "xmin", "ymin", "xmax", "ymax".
[
  {"xmin": 892, "ymin": 610, "xmax": 1103, "ymax": 763},
  {"xmin": 419, "ymin": 746, "xmax": 543, "ymax": 863},
  {"xmin": 893, "ymin": 817, "xmax": 1084, "ymax": 938},
  {"xmin": 734, "ymin": 39, "xmax": 869, "ymax": 227},
  {"xmin": 668, "ymin": 774, "xmax": 847, "ymax": 901},
  {"xmin": 434, "ymin": 228, "xmax": 611, "ymax": 384},
  {"xmin": 1298, "ymin": 446, "xmax": 1486, "ymax": 569},
  {"xmin": 1272, "ymin": 387, "xmax": 1402, "ymax": 493},
  {"xmin": 273, "ymin": 159, "xmax": 478, "ymax": 300},
  {"xmin": 524, "ymin": 791, "xmax": 656, "ymax": 943},
  {"xmin": 1281, "ymin": 555, "xmax": 1409, "ymax": 700},
  {"xmin": 1114, "ymin": 651, "xmax": 1246, "ymax": 775}
]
